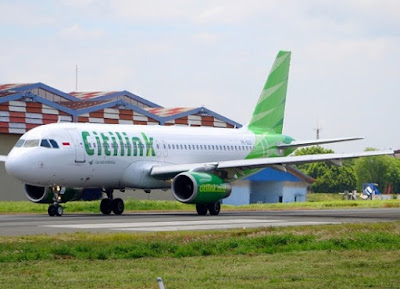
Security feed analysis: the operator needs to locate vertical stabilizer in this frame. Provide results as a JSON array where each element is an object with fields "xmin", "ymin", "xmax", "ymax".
[{"xmin": 248, "ymin": 51, "xmax": 291, "ymax": 134}]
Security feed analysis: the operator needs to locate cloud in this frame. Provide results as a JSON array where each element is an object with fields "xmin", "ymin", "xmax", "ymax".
[
  {"xmin": 0, "ymin": 2, "xmax": 55, "ymax": 27},
  {"xmin": 0, "ymin": 0, "xmax": 399, "ymax": 151},
  {"xmin": 193, "ymin": 32, "xmax": 218, "ymax": 45},
  {"xmin": 58, "ymin": 24, "xmax": 104, "ymax": 40}
]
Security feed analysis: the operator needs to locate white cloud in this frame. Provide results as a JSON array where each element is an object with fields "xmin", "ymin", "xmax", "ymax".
[
  {"xmin": 193, "ymin": 32, "xmax": 218, "ymax": 45},
  {"xmin": 0, "ymin": 0, "xmax": 399, "ymax": 151},
  {"xmin": 58, "ymin": 24, "xmax": 104, "ymax": 40},
  {"xmin": 0, "ymin": 2, "xmax": 55, "ymax": 27}
]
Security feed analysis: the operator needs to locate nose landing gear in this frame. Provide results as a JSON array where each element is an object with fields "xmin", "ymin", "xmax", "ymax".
[{"xmin": 48, "ymin": 185, "xmax": 64, "ymax": 216}]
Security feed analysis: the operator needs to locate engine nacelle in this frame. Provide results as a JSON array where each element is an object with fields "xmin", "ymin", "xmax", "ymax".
[
  {"xmin": 24, "ymin": 184, "xmax": 83, "ymax": 204},
  {"xmin": 172, "ymin": 172, "xmax": 232, "ymax": 204}
]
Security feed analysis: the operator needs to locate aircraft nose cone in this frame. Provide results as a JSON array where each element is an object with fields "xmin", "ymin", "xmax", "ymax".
[{"xmin": 5, "ymin": 155, "xmax": 26, "ymax": 180}]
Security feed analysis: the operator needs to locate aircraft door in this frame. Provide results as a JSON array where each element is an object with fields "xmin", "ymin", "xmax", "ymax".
[
  {"xmin": 155, "ymin": 140, "xmax": 163, "ymax": 160},
  {"xmin": 67, "ymin": 129, "xmax": 86, "ymax": 163}
]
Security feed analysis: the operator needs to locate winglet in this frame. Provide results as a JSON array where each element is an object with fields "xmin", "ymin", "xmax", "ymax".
[{"xmin": 248, "ymin": 50, "xmax": 291, "ymax": 134}]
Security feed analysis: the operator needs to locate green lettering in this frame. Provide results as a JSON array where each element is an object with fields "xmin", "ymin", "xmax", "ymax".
[
  {"xmin": 82, "ymin": 131, "xmax": 94, "ymax": 156},
  {"xmin": 123, "ymin": 132, "xmax": 131, "ymax": 156},
  {"xmin": 101, "ymin": 133, "xmax": 111, "ymax": 156},
  {"xmin": 141, "ymin": 133, "xmax": 155, "ymax": 157},
  {"xmin": 116, "ymin": 132, "xmax": 124, "ymax": 156},
  {"xmin": 93, "ymin": 132, "xmax": 101, "ymax": 156},
  {"xmin": 132, "ymin": 137, "xmax": 143, "ymax": 156},
  {"xmin": 109, "ymin": 132, "xmax": 118, "ymax": 156}
]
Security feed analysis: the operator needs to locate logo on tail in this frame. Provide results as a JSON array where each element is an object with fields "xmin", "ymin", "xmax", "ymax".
[{"xmin": 248, "ymin": 51, "xmax": 291, "ymax": 134}]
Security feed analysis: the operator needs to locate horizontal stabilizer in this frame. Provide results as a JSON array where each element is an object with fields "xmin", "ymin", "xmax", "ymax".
[
  {"xmin": 0, "ymin": 155, "xmax": 7, "ymax": 162},
  {"xmin": 277, "ymin": 137, "xmax": 363, "ymax": 149}
]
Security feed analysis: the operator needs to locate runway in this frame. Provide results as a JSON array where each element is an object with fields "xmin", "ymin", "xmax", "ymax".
[{"xmin": 1, "ymin": 208, "xmax": 399, "ymax": 236}]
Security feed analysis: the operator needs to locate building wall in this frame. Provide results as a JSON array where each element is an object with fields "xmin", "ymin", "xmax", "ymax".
[
  {"xmin": 250, "ymin": 182, "xmax": 284, "ymax": 203},
  {"xmin": 222, "ymin": 182, "xmax": 250, "ymax": 205},
  {"xmin": 0, "ymin": 134, "xmax": 25, "ymax": 201},
  {"xmin": 282, "ymin": 182, "xmax": 308, "ymax": 202}
]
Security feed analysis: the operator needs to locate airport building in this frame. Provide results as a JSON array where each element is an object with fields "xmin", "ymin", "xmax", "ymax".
[{"xmin": 0, "ymin": 83, "xmax": 309, "ymax": 203}]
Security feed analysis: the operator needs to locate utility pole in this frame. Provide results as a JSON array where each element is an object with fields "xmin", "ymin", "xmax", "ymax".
[
  {"xmin": 314, "ymin": 122, "xmax": 322, "ymax": 140},
  {"xmin": 75, "ymin": 65, "xmax": 78, "ymax": 91}
]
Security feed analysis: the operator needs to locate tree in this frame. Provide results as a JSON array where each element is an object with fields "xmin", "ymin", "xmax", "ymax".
[
  {"xmin": 354, "ymin": 150, "xmax": 400, "ymax": 193},
  {"xmin": 294, "ymin": 146, "xmax": 357, "ymax": 193}
]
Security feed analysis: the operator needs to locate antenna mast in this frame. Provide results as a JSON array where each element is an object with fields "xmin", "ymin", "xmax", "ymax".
[
  {"xmin": 75, "ymin": 65, "xmax": 78, "ymax": 91},
  {"xmin": 314, "ymin": 121, "xmax": 322, "ymax": 140}
]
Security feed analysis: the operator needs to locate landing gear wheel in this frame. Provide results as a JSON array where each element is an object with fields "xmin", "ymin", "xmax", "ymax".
[
  {"xmin": 55, "ymin": 205, "xmax": 63, "ymax": 216},
  {"xmin": 196, "ymin": 204, "xmax": 208, "ymax": 216},
  {"xmin": 208, "ymin": 202, "xmax": 221, "ymax": 216},
  {"xmin": 112, "ymin": 198, "xmax": 124, "ymax": 215},
  {"xmin": 100, "ymin": 199, "xmax": 112, "ymax": 215},
  {"xmin": 48, "ymin": 205, "xmax": 56, "ymax": 216}
]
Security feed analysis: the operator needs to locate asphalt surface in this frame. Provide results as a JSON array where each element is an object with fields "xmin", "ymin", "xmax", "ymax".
[{"xmin": 0, "ymin": 208, "xmax": 399, "ymax": 236}]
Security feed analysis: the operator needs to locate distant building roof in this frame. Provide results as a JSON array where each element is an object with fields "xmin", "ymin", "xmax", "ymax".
[
  {"xmin": 245, "ymin": 167, "xmax": 315, "ymax": 184},
  {"xmin": 0, "ymin": 82, "xmax": 242, "ymax": 135}
]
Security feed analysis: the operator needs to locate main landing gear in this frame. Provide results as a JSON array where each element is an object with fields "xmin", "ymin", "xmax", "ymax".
[
  {"xmin": 100, "ymin": 188, "xmax": 124, "ymax": 215},
  {"xmin": 48, "ymin": 186, "xmax": 64, "ymax": 217},
  {"xmin": 195, "ymin": 201, "xmax": 221, "ymax": 216}
]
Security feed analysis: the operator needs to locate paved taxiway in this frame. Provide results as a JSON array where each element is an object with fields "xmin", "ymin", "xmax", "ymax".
[{"xmin": 1, "ymin": 208, "xmax": 399, "ymax": 236}]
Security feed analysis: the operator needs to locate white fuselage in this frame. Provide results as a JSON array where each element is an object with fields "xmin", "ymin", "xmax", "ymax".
[{"xmin": 5, "ymin": 123, "xmax": 257, "ymax": 189}]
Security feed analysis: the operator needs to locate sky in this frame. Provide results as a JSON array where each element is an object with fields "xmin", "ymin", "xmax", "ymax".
[{"xmin": 0, "ymin": 0, "xmax": 399, "ymax": 152}]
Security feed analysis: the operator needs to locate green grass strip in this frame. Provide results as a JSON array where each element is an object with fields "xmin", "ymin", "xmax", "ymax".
[
  {"xmin": 0, "ymin": 198, "xmax": 400, "ymax": 214},
  {"xmin": 1, "ymin": 222, "xmax": 400, "ymax": 262}
]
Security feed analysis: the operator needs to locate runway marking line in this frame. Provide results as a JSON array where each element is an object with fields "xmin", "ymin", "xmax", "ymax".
[
  {"xmin": 43, "ymin": 219, "xmax": 276, "ymax": 229},
  {"xmin": 42, "ymin": 219, "xmax": 341, "ymax": 231}
]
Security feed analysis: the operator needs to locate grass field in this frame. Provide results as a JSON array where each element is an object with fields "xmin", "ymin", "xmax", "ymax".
[
  {"xmin": 0, "ymin": 194, "xmax": 400, "ymax": 214},
  {"xmin": 1, "ymin": 195, "xmax": 399, "ymax": 287},
  {"xmin": 1, "ymin": 222, "xmax": 400, "ymax": 288}
]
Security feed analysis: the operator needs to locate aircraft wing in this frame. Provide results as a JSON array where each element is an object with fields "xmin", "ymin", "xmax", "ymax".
[
  {"xmin": 150, "ymin": 150, "xmax": 395, "ymax": 180},
  {"xmin": 0, "ymin": 155, "xmax": 7, "ymax": 162},
  {"xmin": 276, "ymin": 137, "xmax": 363, "ymax": 149}
]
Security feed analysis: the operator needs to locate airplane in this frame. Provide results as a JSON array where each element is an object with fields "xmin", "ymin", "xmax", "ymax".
[{"xmin": 0, "ymin": 50, "xmax": 395, "ymax": 217}]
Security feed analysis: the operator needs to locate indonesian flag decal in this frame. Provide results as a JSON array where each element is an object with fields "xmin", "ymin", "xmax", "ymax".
[{"xmin": 62, "ymin": 142, "xmax": 71, "ymax": 147}]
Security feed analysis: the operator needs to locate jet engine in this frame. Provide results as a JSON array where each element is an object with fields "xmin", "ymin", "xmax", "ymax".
[
  {"xmin": 172, "ymin": 172, "xmax": 232, "ymax": 204},
  {"xmin": 24, "ymin": 184, "xmax": 83, "ymax": 204}
]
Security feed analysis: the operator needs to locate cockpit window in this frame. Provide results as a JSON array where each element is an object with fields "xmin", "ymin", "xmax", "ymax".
[
  {"xmin": 49, "ymin": 139, "xmax": 59, "ymax": 149},
  {"xmin": 15, "ymin": 139, "xmax": 25, "ymax": 148},
  {"xmin": 40, "ymin": 139, "xmax": 51, "ymax": 148},
  {"xmin": 23, "ymin": 139, "xmax": 40, "ymax": 147}
]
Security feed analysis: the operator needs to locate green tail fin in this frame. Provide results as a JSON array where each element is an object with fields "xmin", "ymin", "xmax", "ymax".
[{"xmin": 248, "ymin": 50, "xmax": 291, "ymax": 134}]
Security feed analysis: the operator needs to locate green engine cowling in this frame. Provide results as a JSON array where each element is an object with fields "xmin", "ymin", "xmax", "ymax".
[
  {"xmin": 172, "ymin": 172, "xmax": 232, "ymax": 204},
  {"xmin": 24, "ymin": 184, "xmax": 83, "ymax": 204}
]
